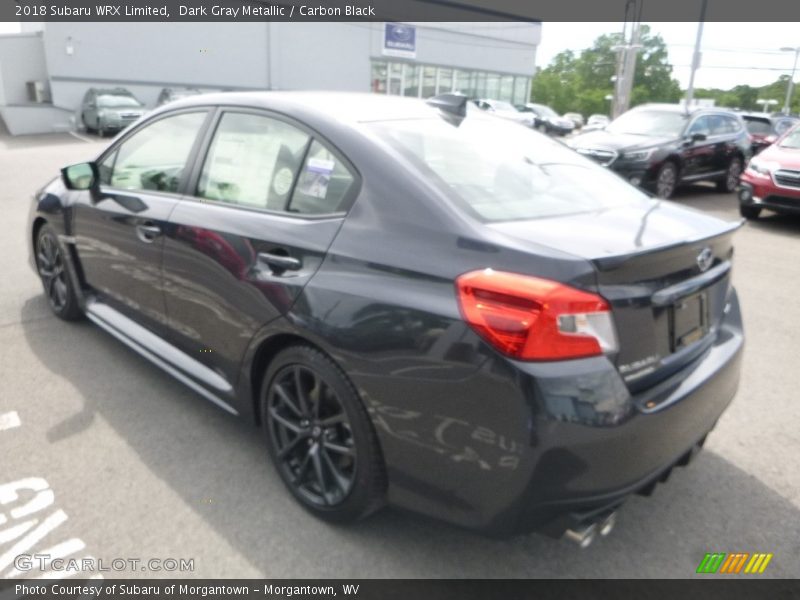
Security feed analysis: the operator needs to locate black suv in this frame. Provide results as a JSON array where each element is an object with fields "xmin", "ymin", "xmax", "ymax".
[{"xmin": 569, "ymin": 104, "xmax": 752, "ymax": 198}]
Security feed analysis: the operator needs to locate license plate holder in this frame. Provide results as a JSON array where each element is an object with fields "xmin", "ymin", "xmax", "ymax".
[{"xmin": 670, "ymin": 291, "xmax": 709, "ymax": 351}]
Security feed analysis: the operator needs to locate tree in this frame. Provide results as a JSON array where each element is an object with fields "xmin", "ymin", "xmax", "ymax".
[{"xmin": 531, "ymin": 25, "xmax": 682, "ymax": 116}]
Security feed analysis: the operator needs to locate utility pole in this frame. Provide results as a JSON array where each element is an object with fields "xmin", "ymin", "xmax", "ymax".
[
  {"xmin": 780, "ymin": 46, "xmax": 800, "ymax": 115},
  {"xmin": 611, "ymin": 0, "xmax": 643, "ymax": 119},
  {"xmin": 684, "ymin": 0, "xmax": 708, "ymax": 111}
]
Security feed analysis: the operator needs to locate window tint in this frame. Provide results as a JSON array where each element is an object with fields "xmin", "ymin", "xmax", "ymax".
[
  {"xmin": 289, "ymin": 140, "xmax": 355, "ymax": 214},
  {"xmin": 370, "ymin": 117, "xmax": 649, "ymax": 222},
  {"xmin": 687, "ymin": 116, "xmax": 711, "ymax": 137},
  {"xmin": 197, "ymin": 112, "xmax": 309, "ymax": 211},
  {"xmin": 745, "ymin": 119, "xmax": 772, "ymax": 135},
  {"xmin": 708, "ymin": 115, "xmax": 727, "ymax": 136},
  {"xmin": 725, "ymin": 116, "xmax": 742, "ymax": 133},
  {"xmin": 107, "ymin": 112, "xmax": 206, "ymax": 193},
  {"xmin": 98, "ymin": 150, "xmax": 117, "ymax": 185}
]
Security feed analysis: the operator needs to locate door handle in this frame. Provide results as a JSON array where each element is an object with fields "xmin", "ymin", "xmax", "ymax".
[
  {"xmin": 257, "ymin": 251, "xmax": 302, "ymax": 272},
  {"xmin": 136, "ymin": 223, "xmax": 162, "ymax": 243}
]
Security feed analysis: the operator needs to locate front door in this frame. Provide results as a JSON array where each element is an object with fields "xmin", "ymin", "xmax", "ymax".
[{"xmin": 71, "ymin": 110, "xmax": 209, "ymax": 334}]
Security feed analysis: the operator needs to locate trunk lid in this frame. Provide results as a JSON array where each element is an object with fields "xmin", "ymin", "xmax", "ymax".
[{"xmin": 489, "ymin": 201, "xmax": 741, "ymax": 390}]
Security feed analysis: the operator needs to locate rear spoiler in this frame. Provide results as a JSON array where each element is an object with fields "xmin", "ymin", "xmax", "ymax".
[{"xmin": 592, "ymin": 219, "xmax": 744, "ymax": 272}]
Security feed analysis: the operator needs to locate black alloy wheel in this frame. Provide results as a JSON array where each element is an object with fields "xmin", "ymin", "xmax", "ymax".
[
  {"xmin": 35, "ymin": 225, "xmax": 82, "ymax": 320},
  {"xmin": 261, "ymin": 346, "xmax": 385, "ymax": 521},
  {"xmin": 655, "ymin": 162, "xmax": 678, "ymax": 198},
  {"xmin": 718, "ymin": 157, "xmax": 743, "ymax": 193}
]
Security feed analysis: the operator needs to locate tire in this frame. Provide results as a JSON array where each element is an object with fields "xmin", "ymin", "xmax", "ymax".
[
  {"xmin": 536, "ymin": 123, "xmax": 548, "ymax": 134},
  {"xmin": 717, "ymin": 156, "xmax": 743, "ymax": 193},
  {"xmin": 35, "ymin": 224, "xmax": 82, "ymax": 321},
  {"xmin": 739, "ymin": 204, "xmax": 762, "ymax": 220},
  {"xmin": 260, "ymin": 345, "xmax": 386, "ymax": 523},
  {"xmin": 82, "ymin": 115, "xmax": 94, "ymax": 134},
  {"xmin": 655, "ymin": 162, "xmax": 678, "ymax": 198}
]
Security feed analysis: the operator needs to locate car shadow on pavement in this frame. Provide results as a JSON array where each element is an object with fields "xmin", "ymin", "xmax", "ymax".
[{"xmin": 19, "ymin": 296, "xmax": 800, "ymax": 578}]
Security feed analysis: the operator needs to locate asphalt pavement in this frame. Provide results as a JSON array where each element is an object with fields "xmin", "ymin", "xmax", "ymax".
[{"xmin": 1, "ymin": 131, "xmax": 798, "ymax": 579}]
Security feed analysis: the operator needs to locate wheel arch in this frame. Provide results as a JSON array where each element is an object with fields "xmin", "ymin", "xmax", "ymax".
[{"xmin": 249, "ymin": 332, "xmax": 333, "ymax": 427}]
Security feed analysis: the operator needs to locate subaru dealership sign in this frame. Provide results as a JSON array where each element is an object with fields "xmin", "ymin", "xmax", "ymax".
[{"xmin": 383, "ymin": 23, "xmax": 416, "ymax": 58}]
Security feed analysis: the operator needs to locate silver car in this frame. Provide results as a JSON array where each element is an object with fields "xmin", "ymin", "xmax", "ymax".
[{"xmin": 81, "ymin": 88, "xmax": 146, "ymax": 136}]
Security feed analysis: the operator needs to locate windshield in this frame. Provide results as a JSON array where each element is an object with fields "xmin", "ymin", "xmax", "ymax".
[
  {"xmin": 779, "ymin": 127, "xmax": 800, "ymax": 149},
  {"xmin": 368, "ymin": 117, "xmax": 649, "ymax": 223},
  {"xmin": 607, "ymin": 110, "xmax": 688, "ymax": 137},
  {"xmin": 97, "ymin": 95, "xmax": 142, "ymax": 108},
  {"xmin": 529, "ymin": 104, "xmax": 557, "ymax": 118},
  {"xmin": 491, "ymin": 101, "xmax": 517, "ymax": 113}
]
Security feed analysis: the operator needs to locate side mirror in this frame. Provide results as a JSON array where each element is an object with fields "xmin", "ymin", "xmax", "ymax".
[
  {"xmin": 61, "ymin": 162, "xmax": 98, "ymax": 191},
  {"xmin": 691, "ymin": 132, "xmax": 707, "ymax": 143}
]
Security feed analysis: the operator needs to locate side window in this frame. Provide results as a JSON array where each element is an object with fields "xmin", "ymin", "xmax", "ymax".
[
  {"xmin": 197, "ymin": 112, "xmax": 310, "ymax": 211},
  {"xmin": 687, "ymin": 116, "xmax": 711, "ymax": 137},
  {"xmin": 289, "ymin": 140, "xmax": 356, "ymax": 215},
  {"xmin": 107, "ymin": 111, "xmax": 206, "ymax": 193},
  {"xmin": 726, "ymin": 116, "xmax": 742, "ymax": 133},
  {"xmin": 98, "ymin": 150, "xmax": 117, "ymax": 185},
  {"xmin": 708, "ymin": 116, "xmax": 724, "ymax": 136}
]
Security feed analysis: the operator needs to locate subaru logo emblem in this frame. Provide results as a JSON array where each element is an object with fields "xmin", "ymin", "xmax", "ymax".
[{"xmin": 696, "ymin": 247, "xmax": 713, "ymax": 272}]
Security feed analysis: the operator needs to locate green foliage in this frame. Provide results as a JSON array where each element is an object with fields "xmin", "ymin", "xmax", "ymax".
[
  {"xmin": 694, "ymin": 76, "xmax": 799, "ymax": 113},
  {"xmin": 532, "ymin": 26, "xmax": 681, "ymax": 116},
  {"xmin": 532, "ymin": 25, "xmax": 800, "ymax": 117}
]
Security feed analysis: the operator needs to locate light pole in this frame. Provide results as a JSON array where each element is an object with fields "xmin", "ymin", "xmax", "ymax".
[{"xmin": 780, "ymin": 46, "xmax": 800, "ymax": 115}]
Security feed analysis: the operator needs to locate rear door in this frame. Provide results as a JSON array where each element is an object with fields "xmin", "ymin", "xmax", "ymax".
[
  {"xmin": 71, "ymin": 109, "xmax": 209, "ymax": 335},
  {"xmin": 161, "ymin": 108, "xmax": 359, "ymax": 385}
]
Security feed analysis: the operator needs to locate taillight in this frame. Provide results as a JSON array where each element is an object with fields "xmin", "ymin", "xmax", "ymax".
[{"xmin": 455, "ymin": 269, "xmax": 618, "ymax": 361}]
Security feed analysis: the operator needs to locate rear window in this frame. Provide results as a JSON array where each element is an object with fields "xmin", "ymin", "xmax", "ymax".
[
  {"xmin": 744, "ymin": 118, "xmax": 772, "ymax": 135},
  {"xmin": 369, "ymin": 117, "xmax": 649, "ymax": 222}
]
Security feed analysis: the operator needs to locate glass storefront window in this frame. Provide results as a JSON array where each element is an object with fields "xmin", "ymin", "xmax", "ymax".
[
  {"xmin": 485, "ymin": 74, "xmax": 500, "ymax": 100},
  {"xmin": 404, "ymin": 64, "xmax": 420, "ymax": 98},
  {"xmin": 437, "ymin": 68, "xmax": 453, "ymax": 95},
  {"xmin": 371, "ymin": 61, "xmax": 387, "ymax": 94},
  {"xmin": 389, "ymin": 62, "xmax": 403, "ymax": 96},
  {"xmin": 499, "ymin": 75, "xmax": 514, "ymax": 102},
  {"xmin": 372, "ymin": 60, "xmax": 531, "ymax": 103},
  {"xmin": 422, "ymin": 66, "xmax": 437, "ymax": 99},
  {"xmin": 513, "ymin": 77, "xmax": 530, "ymax": 106}
]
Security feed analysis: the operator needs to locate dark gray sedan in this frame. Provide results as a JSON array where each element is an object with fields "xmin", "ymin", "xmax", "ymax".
[{"xmin": 28, "ymin": 92, "xmax": 743, "ymax": 544}]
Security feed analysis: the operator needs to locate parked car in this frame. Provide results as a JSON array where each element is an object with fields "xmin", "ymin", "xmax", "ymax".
[
  {"xmin": 157, "ymin": 87, "xmax": 203, "ymax": 106},
  {"xmin": 80, "ymin": 88, "xmax": 146, "ymax": 136},
  {"xmin": 563, "ymin": 112, "xmax": 585, "ymax": 129},
  {"xmin": 28, "ymin": 92, "xmax": 743, "ymax": 542},
  {"xmin": 739, "ymin": 122, "xmax": 800, "ymax": 219},
  {"xmin": 740, "ymin": 113, "xmax": 799, "ymax": 154},
  {"xmin": 516, "ymin": 103, "xmax": 575, "ymax": 135},
  {"xmin": 473, "ymin": 98, "xmax": 534, "ymax": 127},
  {"xmin": 568, "ymin": 103, "xmax": 752, "ymax": 198},
  {"xmin": 583, "ymin": 114, "xmax": 610, "ymax": 132}
]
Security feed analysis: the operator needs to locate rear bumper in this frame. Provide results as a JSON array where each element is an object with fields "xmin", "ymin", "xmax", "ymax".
[{"xmin": 369, "ymin": 289, "xmax": 743, "ymax": 537}]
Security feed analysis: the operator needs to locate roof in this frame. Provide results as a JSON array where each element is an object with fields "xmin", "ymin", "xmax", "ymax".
[
  {"xmin": 632, "ymin": 103, "xmax": 736, "ymax": 115},
  {"xmin": 162, "ymin": 91, "xmax": 455, "ymax": 124}
]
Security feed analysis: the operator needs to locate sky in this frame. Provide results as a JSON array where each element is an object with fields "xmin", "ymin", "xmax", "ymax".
[{"xmin": 1, "ymin": 21, "xmax": 798, "ymax": 92}]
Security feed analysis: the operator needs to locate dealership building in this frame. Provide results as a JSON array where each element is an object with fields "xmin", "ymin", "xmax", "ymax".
[{"xmin": 0, "ymin": 20, "xmax": 540, "ymax": 135}]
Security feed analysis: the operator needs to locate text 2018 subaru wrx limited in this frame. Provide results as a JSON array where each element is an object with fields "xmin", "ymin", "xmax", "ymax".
[{"xmin": 28, "ymin": 92, "xmax": 743, "ymax": 543}]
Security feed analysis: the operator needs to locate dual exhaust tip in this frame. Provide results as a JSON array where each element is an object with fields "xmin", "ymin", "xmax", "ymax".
[{"xmin": 563, "ymin": 512, "xmax": 617, "ymax": 548}]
